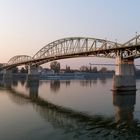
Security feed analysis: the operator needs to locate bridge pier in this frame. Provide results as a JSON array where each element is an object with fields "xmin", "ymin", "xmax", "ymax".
[
  {"xmin": 3, "ymin": 69, "xmax": 13, "ymax": 81},
  {"xmin": 1, "ymin": 69, "xmax": 13, "ymax": 89},
  {"xmin": 26, "ymin": 79, "xmax": 39, "ymax": 99},
  {"xmin": 113, "ymin": 56, "xmax": 136, "ymax": 91},
  {"xmin": 27, "ymin": 66, "xmax": 39, "ymax": 82},
  {"xmin": 113, "ymin": 91, "xmax": 136, "ymax": 125}
]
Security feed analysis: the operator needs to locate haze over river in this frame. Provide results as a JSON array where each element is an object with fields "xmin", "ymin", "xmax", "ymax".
[{"xmin": 0, "ymin": 77, "xmax": 140, "ymax": 140}]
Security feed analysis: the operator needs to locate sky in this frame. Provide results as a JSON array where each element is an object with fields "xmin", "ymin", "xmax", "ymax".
[{"xmin": 0, "ymin": 0, "xmax": 140, "ymax": 69}]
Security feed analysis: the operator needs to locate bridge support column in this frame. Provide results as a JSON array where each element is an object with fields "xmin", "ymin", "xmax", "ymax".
[
  {"xmin": 2, "ymin": 69, "xmax": 13, "ymax": 88},
  {"xmin": 113, "ymin": 56, "xmax": 136, "ymax": 91},
  {"xmin": 27, "ymin": 66, "xmax": 39, "ymax": 82},
  {"xmin": 3, "ymin": 69, "xmax": 13, "ymax": 81},
  {"xmin": 26, "ymin": 79, "xmax": 39, "ymax": 99},
  {"xmin": 113, "ymin": 91, "xmax": 136, "ymax": 125}
]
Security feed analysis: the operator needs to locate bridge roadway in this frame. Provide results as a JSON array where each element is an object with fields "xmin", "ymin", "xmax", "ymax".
[{"xmin": 0, "ymin": 34, "xmax": 140, "ymax": 91}]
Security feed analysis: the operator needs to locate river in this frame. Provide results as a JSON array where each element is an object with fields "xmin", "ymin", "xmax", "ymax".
[{"xmin": 0, "ymin": 78, "xmax": 140, "ymax": 140}]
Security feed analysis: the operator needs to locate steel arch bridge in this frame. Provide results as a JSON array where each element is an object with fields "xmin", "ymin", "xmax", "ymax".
[
  {"xmin": 2, "ymin": 55, "xmax": 33, "ymax": 69},
  {"xmin": 32, "ymin": 37, "xmax": 121, "ymax": 66},
  {"xmin": 1, "ymin": 35, "xmax": 140, "ymax": 70},
  {"xmin": 8, "ymin": 55, "xmax": 32, "ymax": 65}
]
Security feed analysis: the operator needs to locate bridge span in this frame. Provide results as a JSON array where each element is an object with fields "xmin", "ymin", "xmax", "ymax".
[{"xmin": 0, "ymin": 34, "xmax": 140, "ymax": 91}]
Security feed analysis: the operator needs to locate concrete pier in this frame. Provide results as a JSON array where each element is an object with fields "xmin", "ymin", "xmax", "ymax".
[
  {"xmin": 113, "ymin": 56, "xmax": 136, "ymax": 91},
  {"xmin": 26, "ymin": 79, "xmax": 39, "ymax": 99},
  {"xmin": 3, "ymin": 69, "xmax": 13, "ymax": 81},
  {"xmin": 27, "ymin": 66, "xmax": 39, "ymax": 82},
  {"xmin": 113, "ymin": 91, "xmax": 136, "ymax": 124}
]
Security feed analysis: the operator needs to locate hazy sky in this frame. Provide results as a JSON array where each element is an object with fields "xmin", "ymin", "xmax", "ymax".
[{"xmin": 0, "ymin": 0, "xmax": 140, "ymax": 69}]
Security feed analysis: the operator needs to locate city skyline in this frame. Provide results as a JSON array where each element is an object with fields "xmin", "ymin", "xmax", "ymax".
[{"xmin": 0, "ymin": 0, "xmax": 140, "ymax": 68}]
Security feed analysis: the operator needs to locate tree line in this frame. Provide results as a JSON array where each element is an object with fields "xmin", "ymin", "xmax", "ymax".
[{"xmin": 10, "ymin": 61, "xmax": 114, "ymax": 73}]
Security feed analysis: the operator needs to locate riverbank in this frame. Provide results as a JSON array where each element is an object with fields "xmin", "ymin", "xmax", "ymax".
[
  {"xmin": 0, "ymin": 72, "xmax": 113, "ymax": 80},
  {"xmin": 40, "ymin": 72, "xmax": 113, "ymax": 80},
  {"xmin": 1, "ymin": 72, "xmax": 140, "ymax": 80}
]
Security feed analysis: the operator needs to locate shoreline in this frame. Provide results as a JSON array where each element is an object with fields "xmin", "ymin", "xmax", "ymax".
[{"xmin": 1, "ymin": 72, "xmax": 140, "ymax": 80}]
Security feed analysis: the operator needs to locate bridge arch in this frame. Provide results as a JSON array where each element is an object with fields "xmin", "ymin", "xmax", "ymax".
[
  {"xmin": 2, "ymin": 35, "xmax": 140, "ymax": 70},
  {"xmin": 32, "ymin": 37, "xmax": 122, "ymax": 65},
  {"xmin": 7, "ymin": 55, "xmax": 32, "ymax": 65},
  {"xmin": 123, "ymin": 34, "xmax": 140, "ymax": 47}
]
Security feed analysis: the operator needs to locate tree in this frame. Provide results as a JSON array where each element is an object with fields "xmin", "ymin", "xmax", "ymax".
[
  {"xmin": 25, "ymin": 65, "xmax": 29, "ymax": 73},
  {"xmin": 99, "ymin": 67, "xmax": 107, "ymax": 73},
  {"xmin": 92, "ymin": 67, "xmax": 97, "ymax": 72},
  {"xmin": 80, "ymin": 65, "xmax": 88, "ymax": 72},
  {"xmin": 65, "ymin": 65, "xmax": 71, "ymax": 73},
  {"xmin": 50, "ymin": 61, "xmax": 60, "ymax": 73},
  {"xmin": 20, "ymin": 67, "xmax": 28, "ymax": 73},
  {"xmin": 12, "ymin": 67, "xmax": 18, "ymax": 73}
]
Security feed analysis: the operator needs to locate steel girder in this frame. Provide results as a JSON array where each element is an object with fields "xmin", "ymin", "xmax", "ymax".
[
  {"xmin": 7, "ymin": 55, "xmax": 32, "ymax": 65},
  {"xmin": 32, "ymin": 36, "xmax": 140, "ymax": 65},
  {"xmin": 1, "ymin": 35, "xmax": 140, "ymax": 70},
  {"xmin": 32, "ymin": 37, "xmax": 122, "ymax": 65},
  {"xmin": 123, "ymin": 35, "xmax": 140, "ymax": 47},
  {"xmin": 1, "ymin": 55, "xmax": 33, "ymax": 69},
  {"xmin": 33, "ymin": 37, "xmax": 121, "ymax": 59},
  {"xmin": 120, "ymin": 35, "xmax": 140, "ymax": 59}
]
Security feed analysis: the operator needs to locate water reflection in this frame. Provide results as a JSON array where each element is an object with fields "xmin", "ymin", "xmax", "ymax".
[
  {"xmin": 50, "ymin": 80, "xmax": 60, "ymax": 93},
  {"xmin": 65, "ymin": 80, "xmax": 71, "ymax": 87},
  {"xmin": 99, "ymin": 78, "xmax": 106, "ymax": 84},
  {"xmin": 0, "ymin": 79, "xmax": 140, "ymax": 139},
  {"xmin": 112, "ymin": 91, "xmax": 139, "ymax": 139},
  {"xmin": 26, "ymin": 80, "xmax": 39, "ymax": 98},
  {"xmin": 12, "ymin": 80, "xmax": 17, "ymax": 87},
  {"xmin": 113, "ymin": 91, "xmax": 136, "ymax": 124},
  {"xmin": 2, "ymin": 79, "xmax": 12, "ymax": 89},
  {"xmin": 20, "ymin": 79, "xmax": 26, "ymax": 86},
  {"xmin": 79, "ymin": 80, "xmax": 98, "ymax": 87}
]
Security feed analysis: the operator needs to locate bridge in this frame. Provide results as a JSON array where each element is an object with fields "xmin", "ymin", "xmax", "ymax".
[{"xmin": 0, "ymin": 34, "xmax": 140, "ymax": 91}]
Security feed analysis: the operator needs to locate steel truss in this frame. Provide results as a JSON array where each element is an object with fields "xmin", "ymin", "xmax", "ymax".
[{"xmin": 1, "ymin": 35, "xmax": 140, "ymax": 69}]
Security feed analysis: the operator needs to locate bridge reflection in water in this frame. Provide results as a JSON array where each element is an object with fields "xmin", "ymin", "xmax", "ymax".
[{"xmin": 0, "ymin": 79, "xmax": 139, "ymax": 139}]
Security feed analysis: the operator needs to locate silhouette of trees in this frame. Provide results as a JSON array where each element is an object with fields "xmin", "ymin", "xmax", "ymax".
[
  {"xmin": 99, "ymin": 67, "xmax": 107, "ymax": 73},
  {"xmin": 50, "ymin": 80, "xmax": 60, "ymax": 92},
  {"xmin": 65, "ymin": 65, "xmax": 71, "ymax": 73},
  {"xmin": 50, "ymin": 61, "xmax": 60, "ymax": 73},
  {"xmin": 12, "ymin": 67, "xmax": 18, "ymax": 73},
  {"xmin": 92, "ymin": 67, "xmax": 97, "ymax": 72},
  {"xmin": 20, "ymin": 67, "xmax": 28, "ymax": 73},
  {"xmin": 79, "ymin": 65, "xmax": 98, "ymax": 72}
]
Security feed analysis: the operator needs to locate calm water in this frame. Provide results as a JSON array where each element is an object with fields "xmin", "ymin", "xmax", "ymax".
[{"xmin": 0, "ymin": 78, "xmax": 140, "ymax": 140}]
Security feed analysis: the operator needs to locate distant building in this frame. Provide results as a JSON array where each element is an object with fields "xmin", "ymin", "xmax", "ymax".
[{"xmin": 41, "ymin": 68, "xmax": 54, "ymax": 74}]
